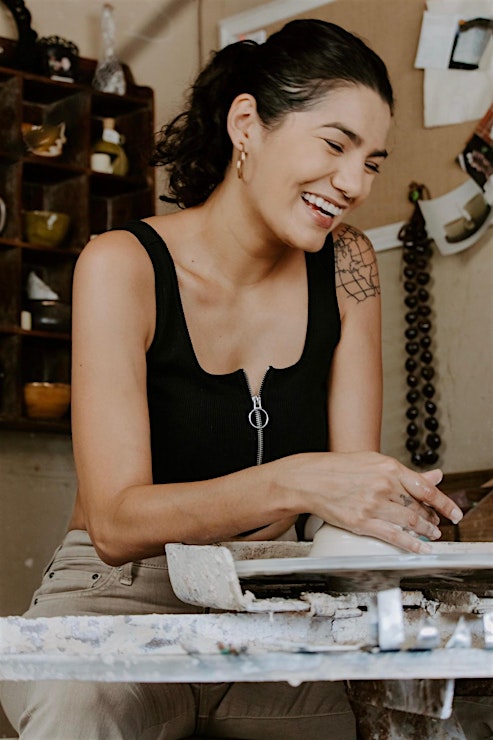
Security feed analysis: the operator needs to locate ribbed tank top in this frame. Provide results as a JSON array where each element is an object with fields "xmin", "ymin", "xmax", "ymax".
[{"xmin": 122, "ymin": 220, "xmax": 341, "ymax": 484}]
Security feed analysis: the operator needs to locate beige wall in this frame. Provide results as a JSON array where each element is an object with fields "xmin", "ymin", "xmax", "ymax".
[{"xmin": 0, "ymin": 0, "xmax": 492, "ymax": 605}]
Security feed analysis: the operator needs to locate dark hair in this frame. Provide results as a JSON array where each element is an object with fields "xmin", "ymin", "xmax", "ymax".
[{"xmin": 152, "ymin": 19, "xmax": 394, "ymax": 208}]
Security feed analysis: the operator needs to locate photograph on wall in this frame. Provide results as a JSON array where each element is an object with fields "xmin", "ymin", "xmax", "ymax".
[{"xmin": 458, "ymin": 101, "xmax": 493, "ymax": 189}]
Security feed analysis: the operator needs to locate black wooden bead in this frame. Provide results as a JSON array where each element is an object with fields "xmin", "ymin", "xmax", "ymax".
[
  {"xmin": 404, "ymin": 267, "xmax": 416, "ymax": 279},
  {"xmin": 405, "ymin": 295, "xmax": 418, "ymax": 309},
  {"xmin": 417, "ymin": 272, "xmax": 430, "ymax": 286},
  {"xmin": 411, "ymin": 451, "xmax": 424, "ymax": 466},
  {"xmin": 423, "ymin": 449, "xmax": 439, "ymax": 465},
  {"xmin": 404, "ymin": 252, "xmax": 417, "ymax": 264},
  {"xmin": 405, "ymin": 327, "xmax": 418, "ymax": 340},
  {"xmin": 417, "ymin": 288, "xmax": 429, "ymax": 302},
  {"xmin": 425, "ymin": 400, "xmax": 437, "ymax": 415},
  {"xmin": 415, "ymin": 243, "xmax": 427, "ymax": 255},
  {"xmin": 420, "ymin": 335, "xmax": 431, "ymax": 349},
  {"xmin": 420, "ymin": 350, "xmax": 433, "ymax": 364},
  {"xmin": 426, "ymin": 433, "xmax": 441, "ymax": 450},
  {"xmin": 406, "ymin": 406, "xmax": 419, "ymax": 420},
  {"xmin": 418, "ymin": 305, "xmax": 431, "ymax": 317},
  {"xmin": 418, "ymin": 319, "xmax": 431, "ymax": 333},
  {"xmin": 406, "ymin": 342, "xmax": 419, "ymax": 355},
  {"xmin": 416, "ymin": 258, "xmax": 427, "ymax": 270},
  {"xmin": 405, "ymin": 358, "xmax": 417, "ymax": 372},
  {"xmin": 422, "ymin": 383, "xmax": 435, "ymax": 398},
  {"xmin": 407, "ymin": 422, "xmax": 419, "ymax": 437},
  {"xmin": 407, "ymin": 374, "xmax": 419, "ymax": 388},
  {"xmin": 424, "ymin": 416, "xmax": 438, "ymax": 431},
  {"xmin": 404, "ymin": 281, "xmax": 417, "ymax": 293},
  {"xmin": 421, "ymin": 366, "xmax": 435, "ymax": 381},
  {"xmin": 407, "ymin": 389, "xmax": 420, "ymax": 404},
  {"xmin": 406, "ymin": 437, "xmax": 420, "ymax": 452},
  {"xmin": 405, "ymin": 311, "xmax": 418, "ymax": 324}
]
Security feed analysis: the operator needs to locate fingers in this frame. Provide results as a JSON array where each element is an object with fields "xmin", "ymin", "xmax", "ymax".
[
  {"xmin": 398, "ymin": 468, "xmax": 463, "ymax": 525},
  {"xmin": 388, "ymin": 491, "xmax": 440, "ymax": 527},
  {"xmin": 366, "ymin": 519, "xmax": 434, "ymax": 555},
  {"xmin": 379, "ymin": 500, "xmax": 441, "ymax": 542},
  {"xmin": 421, "ymin": 468, "xmax": 443, "ymax": 486}
]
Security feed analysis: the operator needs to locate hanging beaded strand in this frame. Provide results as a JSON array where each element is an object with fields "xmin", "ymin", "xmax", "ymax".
[{"xmin": 398, "ymin": 183, "xmax": 441, "ymax": 468}]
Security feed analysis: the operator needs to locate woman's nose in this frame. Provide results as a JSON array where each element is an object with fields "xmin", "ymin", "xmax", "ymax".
[{"xmin": 331, "ymin": 158, "xmax": 365, "ymax": 201}]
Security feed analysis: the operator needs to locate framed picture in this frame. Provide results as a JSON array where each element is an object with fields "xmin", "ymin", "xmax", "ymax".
[{"xmin": 37, "ymin": 35, "xmax": 79, "ymax": 83}]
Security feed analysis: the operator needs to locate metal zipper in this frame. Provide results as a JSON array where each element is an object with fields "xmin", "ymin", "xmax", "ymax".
[{"xmin": 243, "ymin": 368, "xmax": 270, "ymax": 466}]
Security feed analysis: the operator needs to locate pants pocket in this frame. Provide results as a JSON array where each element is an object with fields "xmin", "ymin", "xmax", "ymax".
[{"xmin": 31, "ymin": 554, "xmax": 116, "ymax": 605}]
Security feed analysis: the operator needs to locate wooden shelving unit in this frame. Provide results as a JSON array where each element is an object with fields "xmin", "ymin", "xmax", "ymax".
[{"xmin": 0, "ymin": 43, "xmax": 155, "ymax": 432}]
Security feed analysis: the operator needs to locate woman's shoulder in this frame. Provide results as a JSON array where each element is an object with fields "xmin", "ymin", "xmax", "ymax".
[
  {"xmin": 74, "ymin": 226, "xmax": 160, "ymax": 293},
  {"xmin": 332, "ymin": 222, "xmax": 375, "ymax": 253},
  {"xmin": 331, "ymin": 222, "xmax": 380, "ymax": 309}
]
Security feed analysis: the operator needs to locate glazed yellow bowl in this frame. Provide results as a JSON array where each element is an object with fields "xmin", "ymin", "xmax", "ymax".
[
  {"xmin": 23, "ymin": 382, "xmax": 71, "ymax": 420},
  {"xmin": 22, "ymin": 210, "xmax": 71, "ymax": 248}
]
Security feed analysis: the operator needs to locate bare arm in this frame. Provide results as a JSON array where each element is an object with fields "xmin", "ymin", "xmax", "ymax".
[{"xmin": 328, "ymin": 223, "xmax": 383, "ymax": 451}]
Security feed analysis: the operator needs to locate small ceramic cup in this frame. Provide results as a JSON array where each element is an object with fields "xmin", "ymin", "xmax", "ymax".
[
  {"xmin": 91, "ymin": 152, "xmax": 112, "ymax": 174},
  {"xmin": 309, "ymin": 522, "xmax": 406, "ymax": 558}
]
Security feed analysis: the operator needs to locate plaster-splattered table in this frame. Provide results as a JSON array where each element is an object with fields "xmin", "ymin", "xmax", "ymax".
[{"xmin": 2, "ymin": 540, "xmax": 493, "ymax": 738}]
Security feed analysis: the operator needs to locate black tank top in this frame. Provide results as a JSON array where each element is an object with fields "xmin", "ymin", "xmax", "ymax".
[{"xmin": 122, "ymin": 220, "xmax": 341, "ymax": 484}]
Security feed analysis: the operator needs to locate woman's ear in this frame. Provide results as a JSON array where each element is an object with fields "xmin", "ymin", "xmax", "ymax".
[{"xmin": 227, "ymin": 94, "xmax": 260, "ymax": 150}]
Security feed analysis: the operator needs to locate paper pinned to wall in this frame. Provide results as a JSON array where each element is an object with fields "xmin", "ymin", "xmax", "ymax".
[
  {"xmin": 418, "ymin": 179, "xmax": 493, "ymax": 254},
  {"xmin": 415, "ymin": 11, "xmax": 461, "ymax": 69},
  {"xmin": 421, "ymin": 0, "xmax": 493, "ymax": 127}
]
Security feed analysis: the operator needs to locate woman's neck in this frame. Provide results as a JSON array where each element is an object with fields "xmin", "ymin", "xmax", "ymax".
[{"xmin": 164, "ymin": 185, "xmax": 292, "ymax": 289}]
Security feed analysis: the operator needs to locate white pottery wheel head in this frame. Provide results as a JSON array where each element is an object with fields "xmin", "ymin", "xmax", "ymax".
[{"xmin": 309, "ymin": 522, "xmax": 406, "ymax": 557}]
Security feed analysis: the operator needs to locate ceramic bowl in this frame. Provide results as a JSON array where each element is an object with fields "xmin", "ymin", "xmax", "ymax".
[
  {"xmin": 309, "ymin": 522, "xmax": 406, "ymax": 558},
  {"xmin": 22, "ymin": 122, "xmax": 66, "ymax": 158},
  {"xmin": 29, "ymin": 299, "xmax": 72, "ymax": 333},
  {"xmin": 23, "ymin": 210, "xmax": 71, "ymax": 248},
  {"xmin": 23, "ymin": 382, "xmax": 71, "ymax": 420}
]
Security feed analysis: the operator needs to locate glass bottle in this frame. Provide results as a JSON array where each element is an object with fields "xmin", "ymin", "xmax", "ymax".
[
  {"xmin": 91, "ymin": 117, "xmax": 129, "ymax": 177},
  {"xmin": 92, "ymin": 3, "xmax": 126, "ymax": 96}
]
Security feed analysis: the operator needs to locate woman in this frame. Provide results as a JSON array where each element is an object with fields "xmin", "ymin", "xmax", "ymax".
[{"xmin": 1, "ymin": 19, "xmax": 463, "ymax": 739}]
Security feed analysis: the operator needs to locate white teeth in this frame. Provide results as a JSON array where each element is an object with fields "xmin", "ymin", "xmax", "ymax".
[{"xmin": 302, "ymin": 192, "xmax": 343, "ymax": 217}]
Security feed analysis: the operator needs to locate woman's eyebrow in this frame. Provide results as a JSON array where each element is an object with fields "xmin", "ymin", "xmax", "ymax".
[{"xmin": 322, "ymin": 122, "xmax": 389, "ymax": 158}]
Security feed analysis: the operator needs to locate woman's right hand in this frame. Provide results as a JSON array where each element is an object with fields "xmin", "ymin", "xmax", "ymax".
[{"xmin": 273, "ymin": 451, "xmax": 462, "ymax": 553}]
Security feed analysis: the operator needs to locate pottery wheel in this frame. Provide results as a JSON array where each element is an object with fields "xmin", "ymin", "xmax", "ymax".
[{"xmin": 234, "ymin": 552, "xmax": 493, "ymax": 594}]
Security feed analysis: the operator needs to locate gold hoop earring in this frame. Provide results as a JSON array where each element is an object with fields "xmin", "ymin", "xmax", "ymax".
[{"xmin": 236, "ymin": 144, "xmax": 246, "ymax": 180}]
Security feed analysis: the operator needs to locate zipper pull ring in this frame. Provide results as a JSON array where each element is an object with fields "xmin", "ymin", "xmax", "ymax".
[{"xmin": 248, "ymin": 396, "xmax": 269, "ymax": 430}]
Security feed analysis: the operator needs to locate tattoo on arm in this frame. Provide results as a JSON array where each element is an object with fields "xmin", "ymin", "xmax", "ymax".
[
  {"xmin": 334, "ymin": 224, "xmax": 380, "ymax": 302},
  {"xmin": 400, "ymin": 493, "xmax": 413, "ymax": 507}
]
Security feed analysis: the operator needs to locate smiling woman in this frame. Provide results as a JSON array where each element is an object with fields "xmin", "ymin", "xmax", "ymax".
[{"xmin": 0, "ymin": 17, "xmax": 466, "ymax": 740}]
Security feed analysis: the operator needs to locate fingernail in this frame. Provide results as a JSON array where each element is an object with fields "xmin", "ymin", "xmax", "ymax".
[{"xmin": 451, "ymin": 508, "xmax": 462, "ymax": 524}]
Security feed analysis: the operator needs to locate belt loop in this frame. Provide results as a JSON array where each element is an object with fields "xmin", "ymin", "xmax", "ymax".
[{"xmin": 117, "ymin": 562, "xmax": 133, "ymax": 586}]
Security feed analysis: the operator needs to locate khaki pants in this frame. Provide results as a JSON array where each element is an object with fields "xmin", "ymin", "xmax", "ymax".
[{"xmin": 0, "ymin": 530, "xmax": 356, "ymax": 739}]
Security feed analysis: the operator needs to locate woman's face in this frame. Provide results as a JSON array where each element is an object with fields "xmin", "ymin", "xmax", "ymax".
[{"xmin": 243, "ymin": 84, "xmax": 392, "ymax": 251}]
